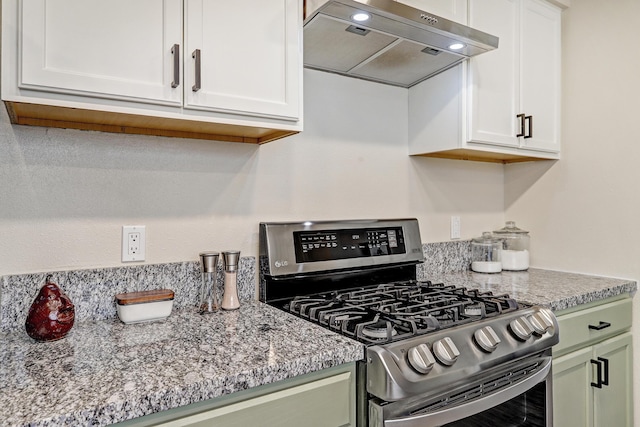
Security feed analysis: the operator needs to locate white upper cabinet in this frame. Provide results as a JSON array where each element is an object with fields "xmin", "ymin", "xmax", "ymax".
[
  {"xmin": 185, "ymin": 0, "xmax": 300, "ymax": 120},
  {"xmin": 409, "ymin": 0, "xmax": 562, "ymax": 163},
  {"xmin": 18, "ymin": 0, "xmax": 183, "ymax": 107},
  {"xmin": 467, "ymin": 0, "xmax": 520, "ymax": 148},
  {"xmin": 2, "ymin": 0, "xmax": 302, "ymax": 144},
  {"xmin": 394, "ymin": 0, "xmax": 467, "ymax": 23},
  {"xmin": 519, "ymin": 0, "xmax": 561, "ymax": 152}
]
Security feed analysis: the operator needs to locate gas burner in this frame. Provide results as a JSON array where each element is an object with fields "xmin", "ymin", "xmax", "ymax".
[
  {"xmin": 464, "ymin": 304, "xmax": 485, "ymax": 316},
  {"xmin": 361, "ymin": 323, "xmax": 399, "ymax": 339}
]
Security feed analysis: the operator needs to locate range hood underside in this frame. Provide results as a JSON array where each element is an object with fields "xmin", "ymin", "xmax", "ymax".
[{"xmin": 303, "ymin": 1, "xmax": 498, "ymax": 88}]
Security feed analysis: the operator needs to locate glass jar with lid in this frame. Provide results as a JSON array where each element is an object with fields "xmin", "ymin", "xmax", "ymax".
[
  {"xmin": 470, "ymin": 232, "xmax": 502, "ymax": 273},
  {"xmin": 493, "ymin": 221, "xmax": 530, "ymax": 271}
]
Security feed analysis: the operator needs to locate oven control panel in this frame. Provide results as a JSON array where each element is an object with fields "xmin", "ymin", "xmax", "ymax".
[
  {"xmin": 259, "ymin": 219, "xmax": 424, "ymax": 277},
  {"xmin": 293, "ymin": 226, "xmax": 406, "ymax": 263}
]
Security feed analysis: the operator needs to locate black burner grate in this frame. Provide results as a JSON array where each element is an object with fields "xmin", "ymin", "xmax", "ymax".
[{"xmin": 287, "ymin": 281, "xmax": 520, "ymax": 345}]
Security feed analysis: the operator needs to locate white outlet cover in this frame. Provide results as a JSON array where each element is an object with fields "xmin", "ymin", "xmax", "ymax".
[
  {"xmin": 450, "ymin": 216, "xmax": 461, "ymax": 240},
  {"xmin": 122, "ymin": 225, "xmax": 146, "ymax": 262}
]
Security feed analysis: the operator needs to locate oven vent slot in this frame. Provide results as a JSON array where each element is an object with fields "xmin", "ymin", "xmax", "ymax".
[{"xmin": 411, "ymin": 361, "xmax": 543, "ymax": 414}]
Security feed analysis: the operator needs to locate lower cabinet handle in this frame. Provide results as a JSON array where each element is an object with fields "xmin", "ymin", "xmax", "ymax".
[
  {"xmin": 516, "ymin": 113, "xmax": 525, "ymax": 137},
  {"xmin": 590, "ymin": 359, "xmax": 603, "ymax": 388},
  {"xmin": 599, "ymin": 357, "xmax": 609, "ymax": 386},
  {"xmin": 591, "ymin": 358, "xmax": 610, "ymax": 388},
  {"xmin": 524, "ymin": 115, "xmax": 533, "ymax": 139},
  {"xmin": 588, "ymin": 321, "xmax": 611, "ymax": 330},
  {"xmin": 192, "ymin": 49, "xmax": 201, "ymax": 92},
  {"xmin": 171, "ymin": 44, "xmax": 180, "ymax": 88}
]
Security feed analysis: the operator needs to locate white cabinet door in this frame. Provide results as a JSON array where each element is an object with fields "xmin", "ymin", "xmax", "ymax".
[
  {"xmin": 184, "ymin": 0, "xmax": 301, "ymax": 120},
  {"xmin": 468, "ymin": 0, "xmax": 560, "ymax": 152},
  {"xmin": 467, "ymin": 0, "xmax": 520, "ymax": 148},
  {"xmin": 520, "ymin": 0, "xmax": 561, "ymax": 152},
  {"xmin": 19, "ymin": 0, "xmax": 182, "ymax": 106},
  {"xmin": 394, "ymin": 0, "xmax": 467, "ymax": 23}
]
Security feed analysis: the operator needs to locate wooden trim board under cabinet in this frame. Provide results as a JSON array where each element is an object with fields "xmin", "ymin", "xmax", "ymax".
[
  {"xmin": 4, "ymin": 102, "xmax": 298, "ymax": 144},
  {"xmin": 414, "ymin": 149, "xmax": 557, "ymax": 164}
]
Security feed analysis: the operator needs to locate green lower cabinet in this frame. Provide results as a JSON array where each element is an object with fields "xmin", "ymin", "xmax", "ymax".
[
  {"xmin": 592, "ymin": 333, "xmax": 633, "ymax": 427},
  {"xmin": 117, "ymin": 363, "xmax": 356, "ymax": 427},
  {"xmin": 553, "ymin": 346, "xmax": 592, "ymax": 426},
  {"xmin": 552, "ymin": 296, "xmax": 634, "ymax": 427}
]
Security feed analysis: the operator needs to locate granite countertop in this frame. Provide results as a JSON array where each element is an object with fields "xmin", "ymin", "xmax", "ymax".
[
  {"xmin": 0, "ymin": 301, "xmax": 364, "ymax": 427},
  {"xmin": 430, "ymin": 268, "xmax": 637, "ymax": 311},
  {"xmin": 1, "ymin": 267, "xmax": 636, "ymax": 427}
]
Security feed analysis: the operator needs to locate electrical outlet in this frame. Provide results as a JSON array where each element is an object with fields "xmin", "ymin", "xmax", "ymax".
[
  {"xmin": 122, "ymin": 225, "xmax": 146, "ymax": 262},
  {"xmin": 450, "ymin": 216, "xmax": 461, "ymax": 239}
]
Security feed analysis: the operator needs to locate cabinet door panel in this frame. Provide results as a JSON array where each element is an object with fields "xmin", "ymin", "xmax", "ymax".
[
  {"xmin": 593, "ymin": 333, "xmax": 633, "ymax": 427},
  {"xmin": 19, "ymin": 0, "xmax": 182, "ymax": 105},
  {"xmin": 552, "ymin": 347, "xmax": 593, "ymax": 427},
  {"xmin": 467, "ymin": 0, "xmax": 520, "ymax": 147},
  {"xmin": 158, "ymin": 372, "xmax": 353, "ymax": 427},
  {"xmin": 520, "ymin": 0, "xmax": 561, "ymax": 152},
  {"xmin": 185, "ymin": 0, "xmax": 301, "ymax": 120}
]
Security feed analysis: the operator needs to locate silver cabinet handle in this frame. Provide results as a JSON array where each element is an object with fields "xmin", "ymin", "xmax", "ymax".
[
  {"xmin": 171, "ymin": 44, "xmax": 180, "ymax": 88},
  {"xmin": 192, "ymin": 49, "xmax": 201, "ymax": 92}
]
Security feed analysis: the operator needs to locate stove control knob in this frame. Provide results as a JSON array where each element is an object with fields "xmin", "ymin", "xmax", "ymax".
[
  {"xmin": 528, "ymin": 310, "xmax": 555, "ymax": 336},
  {"xmin": 509, "ymin": 316, "xmax": 535, "ymax": 341},
  {"xmin": 407, "ymin": 344, "xmax": 436, "ymax": 374},
  {"xmin": 474, "ymin": 326, "xmax": 501, "ymax": 352},
  {"xmin": 432, "ymin": 337, "xmax": 460, "ymax": 366}
]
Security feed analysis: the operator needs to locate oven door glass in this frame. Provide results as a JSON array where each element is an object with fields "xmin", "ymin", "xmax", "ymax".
[{"xmin": 441, "ymin": 381, "xmax": 547, "ymax": 427}]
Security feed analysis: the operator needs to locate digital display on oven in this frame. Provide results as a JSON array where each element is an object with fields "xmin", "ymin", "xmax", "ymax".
[{"xmin": 293, "ymin": 226, "xmax": 406, "ymax": 263}]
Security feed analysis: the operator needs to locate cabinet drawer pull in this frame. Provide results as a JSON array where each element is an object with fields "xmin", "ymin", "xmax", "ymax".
[
  {"xmin": 516, "ymin": 113, "xmax": 525, "ymax": 137},
  {"xmin": 588, "ymin": 321, "xmax": 611, "ymax": 331},
  {"xmin": 171, "ymin": 44, "xmax": 180, "ymax": 88},
  {"xmin": 192, "ymin": 49, "xmax": 201, "ymax": 92},
  {"xmin": 524, "ymin": 115, "xmax": 533, "ymax": 139}
]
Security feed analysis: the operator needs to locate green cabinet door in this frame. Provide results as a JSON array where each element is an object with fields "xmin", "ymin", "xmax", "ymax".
[
  {"xmin": 552, "ymin": 347, "xmax": 592, "ymax": 427},
  {"xmin": 593, "ymin": 333, "xmax": 633, "ymax": 427},
  {"xmin": 553, "ymin": 332, "xmax": 633, "ymax": 427}
]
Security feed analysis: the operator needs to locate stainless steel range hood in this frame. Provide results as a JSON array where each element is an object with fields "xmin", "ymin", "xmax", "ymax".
[{"xmin": 304, "ymin": 0, "xmax": 499, "ymax": 88}]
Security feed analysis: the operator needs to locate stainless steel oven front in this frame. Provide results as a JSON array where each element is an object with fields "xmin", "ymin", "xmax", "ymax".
[
  {"xmin": 259, "ymin": 219, "xmax": 558, "ymax": 427},
  {"xmin": 366, "ymin": 351, "xmax": 553, "ymax": 427}
]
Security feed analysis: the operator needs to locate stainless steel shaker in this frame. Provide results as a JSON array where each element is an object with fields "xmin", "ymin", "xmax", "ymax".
[
  {"xmin": 199, "ymin": 252, "xmax": 219, "ymax": 313},
  {"xmin": 221, "ymin": 250, "xmax": 240, "ymax": 310}
]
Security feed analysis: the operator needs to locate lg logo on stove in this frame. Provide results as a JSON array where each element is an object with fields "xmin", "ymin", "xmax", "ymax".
[{"xmin": 274, "ymin": 260, "xmax": 289, "ymax": 268}]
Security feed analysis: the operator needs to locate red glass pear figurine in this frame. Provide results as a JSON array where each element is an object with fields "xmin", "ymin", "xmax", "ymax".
[{"xmin": 25, "ymin": 275, "xmax": 75, "ymax": 341}]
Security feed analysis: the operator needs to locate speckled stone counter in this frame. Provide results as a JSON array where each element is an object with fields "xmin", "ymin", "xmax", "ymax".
[
  {"xmin": 428, "ymin": 268, "xmax": 637, "ymax": 311},
  {"xmin": 0, "ymin": 301, "xmax": 364, "ymax": 427}
]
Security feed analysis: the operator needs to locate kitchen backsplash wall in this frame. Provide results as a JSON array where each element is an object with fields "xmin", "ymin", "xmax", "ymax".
[
  {"xmin": 0, "ymin": 257, "xmax": 255, "ymax": 333},
  {"xmin": 1, "ymin": 240, "xmax": 472, "ymax": 333},
  {"xmin": 419, "ymin": 240, "xmax": 471, "ymax": 279},
  {"xmin": 0, "ymin": 69, "xmax": 505, "ymax": 278}
]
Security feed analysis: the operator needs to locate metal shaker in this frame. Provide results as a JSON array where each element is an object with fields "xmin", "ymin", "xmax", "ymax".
[
  {"xmin": 199, "ymin": 252, "xmax": 219, "ymax": 313},
  {"xmin": 221, "ymin": 250, "xmax": 240, "ymax": 310}
]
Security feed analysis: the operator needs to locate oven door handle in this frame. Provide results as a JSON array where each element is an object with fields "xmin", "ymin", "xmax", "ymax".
[{"xmin": 383, "ymin": 357, "xmax": 552, "ymax": 427}]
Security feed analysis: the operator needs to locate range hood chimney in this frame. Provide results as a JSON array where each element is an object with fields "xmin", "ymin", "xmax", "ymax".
[{"xmin": 304, "ymin": 0, "xmax": 499, "ymax": 88}]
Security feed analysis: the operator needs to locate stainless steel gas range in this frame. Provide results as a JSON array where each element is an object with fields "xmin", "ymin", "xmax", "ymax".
[{"xmin": 259, "ymin": 219, "xmax": 559, "ymax": 427}]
